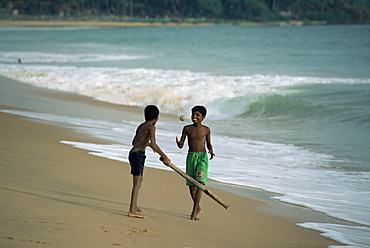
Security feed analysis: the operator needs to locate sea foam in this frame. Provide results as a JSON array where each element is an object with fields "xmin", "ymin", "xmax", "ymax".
[{"xmin": 1, "ymin": 63, "xmax": 368, "ymax": 120}]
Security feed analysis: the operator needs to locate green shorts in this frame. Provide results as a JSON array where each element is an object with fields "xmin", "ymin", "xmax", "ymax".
[{"xmin": 186, "ymin": 152, "xmax": 209, "ymax": 186}]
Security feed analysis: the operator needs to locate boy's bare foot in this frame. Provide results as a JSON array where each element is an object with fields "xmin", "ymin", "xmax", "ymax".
[
  {"xmin": 190, "ymin": 208, "xmax": 201, "ymax": 221},
  {"xmin": 190, "ymin": 215, "xmax": 200, "ymax": 221},
  {"xmin": 136, "ymin": 207, "xmax": 143, "ymax": 213},
  {"xmin": 128, "ymin": 212, "xmax": 145, "ymax": 219}
]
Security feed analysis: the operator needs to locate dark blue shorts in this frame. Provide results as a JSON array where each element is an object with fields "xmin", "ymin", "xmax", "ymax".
[{"xmin": 128, "ymin": 148, "xmax": 146, "ymax": 176}]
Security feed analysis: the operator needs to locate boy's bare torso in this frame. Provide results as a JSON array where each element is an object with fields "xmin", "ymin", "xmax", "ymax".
[{"xmin": 184, "ymin": 124, "xmax": 210, "ymax": 153}]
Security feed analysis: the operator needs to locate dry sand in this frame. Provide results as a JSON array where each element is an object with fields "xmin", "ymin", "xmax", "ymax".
[{"xmin": 0, "ymin": 75, "xmax": 345, "ymax": 247}]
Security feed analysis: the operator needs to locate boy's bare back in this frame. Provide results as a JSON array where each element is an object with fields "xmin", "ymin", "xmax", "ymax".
[
  {"xmin": 132, "ymin": 122, "xmax": 154, "ymax": 151},
  {"xmin": 132, "ymin": 116, "xmax": 170, "ymax": 165}
]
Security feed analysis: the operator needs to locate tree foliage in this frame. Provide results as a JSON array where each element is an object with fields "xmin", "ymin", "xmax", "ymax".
[{"xmin": 1, "ymin": 0, "xmax": 369, "ymax": 23}]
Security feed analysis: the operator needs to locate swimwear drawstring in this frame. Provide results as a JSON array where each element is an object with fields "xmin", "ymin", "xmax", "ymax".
[{"xmin": 190, "ymin": 152, "xmax": 199, "ymax": 165}]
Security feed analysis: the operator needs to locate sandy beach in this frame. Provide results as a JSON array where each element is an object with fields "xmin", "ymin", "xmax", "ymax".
[{"xmin": 0, "ymin": 75, "xmax": 346, "ymax": 247}]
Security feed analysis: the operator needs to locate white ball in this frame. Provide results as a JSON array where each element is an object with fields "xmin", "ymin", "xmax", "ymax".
[{"xmin": 180, "ymin": 115, "xmax": 186, "ymax": 121}]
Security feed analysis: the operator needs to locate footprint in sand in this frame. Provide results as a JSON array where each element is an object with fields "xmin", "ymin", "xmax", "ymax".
[
  {"xmin": 126, "ymin": 228, "xmax": 159, "ymax": 237},
  {"xmin": 1, "ymin": 236, "xmax": 52, "ymax": 245},
  {"xmin": 111, "ymin": 243, "xmax": 126, "ymax": 247}
]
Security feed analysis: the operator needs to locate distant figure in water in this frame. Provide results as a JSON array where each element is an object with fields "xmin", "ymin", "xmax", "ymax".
[{"xmin": 18, "ymin": 58, "xmax": 22, "ymax": 63}]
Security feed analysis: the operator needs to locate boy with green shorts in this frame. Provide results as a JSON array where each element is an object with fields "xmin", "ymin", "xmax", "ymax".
[{"xmin": 176, "ymin": 105, "xmax": 215, "ymax": 221}]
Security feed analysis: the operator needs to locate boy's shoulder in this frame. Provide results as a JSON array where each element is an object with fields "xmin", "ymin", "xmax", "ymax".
[
  {"xmin": 184, "ymin": 123, "xmax": 210, "ymax": 130},
  {"xmin": 141, "ymin": 120, "xmax": 155, "ymax": 126},
  {"xmin": 137, "ymin": 121, "xmax": 154, "ymax": 132}
]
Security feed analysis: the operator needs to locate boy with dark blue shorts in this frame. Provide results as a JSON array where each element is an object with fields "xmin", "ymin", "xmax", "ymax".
[
  {"xmin": 128, "ymin": 105, "xmax": 170, "ymax": 219},
  {"xmin": 176, "ymin": 105, "xmax": 215, "ymax": 220}
]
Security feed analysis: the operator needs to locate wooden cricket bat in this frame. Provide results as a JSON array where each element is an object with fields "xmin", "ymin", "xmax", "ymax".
[{"xmin": 163, "ymin": 159, "xmax": 229, "ymax": 209}]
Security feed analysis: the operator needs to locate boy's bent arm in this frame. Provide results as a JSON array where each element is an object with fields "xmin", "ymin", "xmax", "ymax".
[
  {"xmin": 206, "ymin": 127, "xmax": 215, "ymax": 160},
  {"xmin": 176, "ymin": 127, "xmax": 187, "ymax": 149}
]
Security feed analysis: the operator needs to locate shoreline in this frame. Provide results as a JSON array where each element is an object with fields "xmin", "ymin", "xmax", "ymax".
[
  {"xmin": 0, "ymin": 20, "xmax": 216, "ymax": 28},
  {"xmin": 0, "ymin": 75, "xmax": 347, "ymax": 247},
  {"xmin": 0, "ymin": 19, "xmax": 329, "ymax": 28}
]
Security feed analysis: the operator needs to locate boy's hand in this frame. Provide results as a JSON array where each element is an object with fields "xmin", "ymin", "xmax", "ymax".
[
  {"xmin": 176, "ymin": 136, "xmax": 183, "ymax": 148},
  {"xmin": 209, "ymin": 150, "xmax": 215, "ymax": 160},
  {"xmin": 160, "ymin": 156, "xmax": 171, "ymax": 166}
]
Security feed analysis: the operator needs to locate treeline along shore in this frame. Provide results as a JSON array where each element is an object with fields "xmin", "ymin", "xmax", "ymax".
[{"xmin": 0, "ymin": 0, "xmax": 369, "ymax": 25}]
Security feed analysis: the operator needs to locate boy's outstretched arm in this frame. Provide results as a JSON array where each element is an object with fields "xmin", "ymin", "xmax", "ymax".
[
  {"xmin": 151, "ymin": 143, "xmax": 170, "ymax": 165},
  {"xmin": 148, "ymin": 126, "xmax": 171, "ymax": 165}
]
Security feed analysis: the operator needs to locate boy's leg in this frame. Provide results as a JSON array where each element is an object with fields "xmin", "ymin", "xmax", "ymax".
[
  {"xmin": 128, "ymin": 175, "xmax": 145, "ymax": 219},
  {"xmin": 189, "ymin": 184, "xmax": 203, "ymax": 221},
  {"xmin": 189, "ymin": 185, "xmax": 196, "ymax": 201}
]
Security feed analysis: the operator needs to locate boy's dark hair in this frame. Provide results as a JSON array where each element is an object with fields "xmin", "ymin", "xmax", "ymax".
[
  {"xmin": 192, "ymin": 105, "xmax": 207, "ymax": 116},
  {"xmin": 145, "ymin": 105, "xmax": 159, "ymax": 121}
]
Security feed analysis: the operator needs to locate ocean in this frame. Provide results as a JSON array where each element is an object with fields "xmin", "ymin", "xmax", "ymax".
[{"xmin": 1, "ymin": 24, "xmax": 369, "ymax": 247}]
